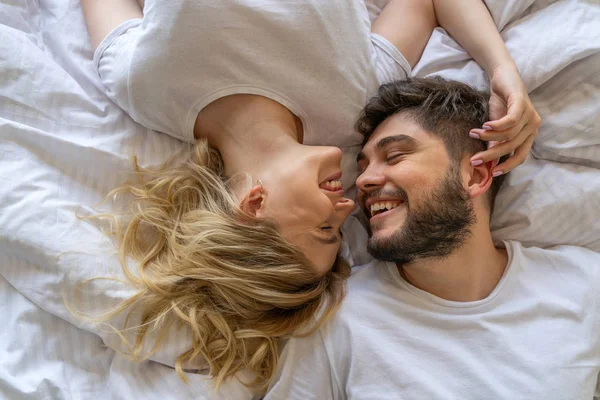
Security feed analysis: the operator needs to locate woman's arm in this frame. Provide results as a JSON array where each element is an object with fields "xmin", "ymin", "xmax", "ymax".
[
  {"xmin": 432, "ymin": 0, "xmax": 541, "ymax": 175},
  {"xmin": 371, "ymin": 0, "xmax": 541, "ymax": 174},
  {"xmin": 432, "ymin": 0, "xmax": 513, "ymax": 77},
  {"xmin": 370, "ymin": 0, "xmax": 437, "ymax": 69},
  {"xmin": 80, "ymin": 0, "xmax": 142, "ymax": 49}
]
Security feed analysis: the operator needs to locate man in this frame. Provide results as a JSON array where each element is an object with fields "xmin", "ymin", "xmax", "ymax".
[{"xmin": 265, "ymin": 77, "xmax": 600, "ymax": 399}]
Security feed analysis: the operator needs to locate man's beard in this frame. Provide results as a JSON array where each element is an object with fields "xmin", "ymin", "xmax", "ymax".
[{"xmin": 365, "ymin": 168, "xmax": 476, "ymax": 265}]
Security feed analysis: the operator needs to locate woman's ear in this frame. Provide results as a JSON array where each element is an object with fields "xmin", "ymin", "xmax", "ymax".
[{"xmin": 239, "ymin": 184, "xmax": 266, "ymax": 216}]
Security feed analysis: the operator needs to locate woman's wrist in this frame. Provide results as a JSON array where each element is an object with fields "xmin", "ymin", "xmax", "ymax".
[{"xmin": 486, "ymin": 58, "xmax": 519, "ymax": 80}]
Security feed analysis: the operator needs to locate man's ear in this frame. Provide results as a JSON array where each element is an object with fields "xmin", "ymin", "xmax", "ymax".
[
  {"xmin": 465, "ymin": 159, "xmax": 494, "ymax": 200},
  {"xmin": 239, "ymin": 184, "xmax": 266, "ymax": 216}
]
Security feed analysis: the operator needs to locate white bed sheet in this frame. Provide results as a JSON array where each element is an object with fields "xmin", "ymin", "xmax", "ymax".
[
  {"xmin": 0, "ymin": 271, "xmax": 253, "ymax": 400},
  {"xmin": 0, "ymin": 0, "xmax": 254, "ymax": 398},
  {"xmin": 0, "ymin": 0, "xmax": 599, "ymax": 399}
]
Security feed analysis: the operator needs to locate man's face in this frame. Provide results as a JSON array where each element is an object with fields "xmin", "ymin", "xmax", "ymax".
[{"xmin": 356, "ymin": 113, "xmax": 475, "ymax": 265}]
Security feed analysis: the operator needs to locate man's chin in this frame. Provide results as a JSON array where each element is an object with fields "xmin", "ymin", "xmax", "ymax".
[
  {"xmin": 367, "ymin": 230, "xmax": 403, "ymax": 262},
  {"xmin": 369, "ymin": 217, "xmax": 403, "ymax": 238},
  {"xmin": 368, "ymin": 224, "xmax": 400, "ymax": 244}
]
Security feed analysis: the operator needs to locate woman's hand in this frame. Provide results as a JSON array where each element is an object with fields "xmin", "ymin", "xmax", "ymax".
[{"xmin": 469, "ymin": 65, "xmax": 542, "ymax": 176}]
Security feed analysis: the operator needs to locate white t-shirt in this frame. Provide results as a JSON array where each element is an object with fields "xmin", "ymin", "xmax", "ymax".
[
  {"xmin": 93, "ymin": 0, "xmax": 410, "ymax": 189},
  {"xmin": 266, "ymin": 241, "xmax": 600, "ymax": 400}
]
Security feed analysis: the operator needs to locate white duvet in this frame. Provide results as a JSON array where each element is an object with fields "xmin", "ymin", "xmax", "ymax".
[{"xmin": 0, "ymin": 0, "xmax": 599, "ymax": 399}]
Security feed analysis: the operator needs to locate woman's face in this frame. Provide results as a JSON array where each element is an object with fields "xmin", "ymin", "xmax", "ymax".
[{"xmin": 259, "ymin": 145, "xmax": 355, "ymax": 275}]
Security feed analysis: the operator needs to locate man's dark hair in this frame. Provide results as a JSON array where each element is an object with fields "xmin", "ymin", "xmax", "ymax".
[{"xmin": 355, "ymin": 77, "xmax": 507, "ymax": 214}]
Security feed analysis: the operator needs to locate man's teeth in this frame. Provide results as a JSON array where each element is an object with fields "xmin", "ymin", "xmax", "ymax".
[
  {"xmin": 322, "ymin": 180, "xmax": 342, "ymax": 191},
  {"xmin": 370, "ymin": 201, "xmax": 402, "ymax": 216}
]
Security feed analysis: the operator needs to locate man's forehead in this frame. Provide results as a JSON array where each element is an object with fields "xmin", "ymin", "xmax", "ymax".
[
  {"xmin": 358, "ymin": 115, "xmax": 427, "ymax": 161},
  {"xmin": 373, "ymin": 114, "xmax": 428, "ymax": 142}
]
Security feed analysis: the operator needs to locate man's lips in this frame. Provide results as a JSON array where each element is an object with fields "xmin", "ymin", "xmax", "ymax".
[
  {"xmin": 369, "ymin": 204, "xmax": 404, "ymax": 222},
  {"xmin": 365, "ymin": 197, "xmax": 404, "ymax": 209},
  {"xmin": 363, "ymin": 196, "xmax": 406, "ymax": 220}
]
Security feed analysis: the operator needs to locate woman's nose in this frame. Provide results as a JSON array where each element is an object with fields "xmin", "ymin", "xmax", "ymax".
[{"xmin": 321, "ymin": 146, "xmax": 343, "ymax": 164}]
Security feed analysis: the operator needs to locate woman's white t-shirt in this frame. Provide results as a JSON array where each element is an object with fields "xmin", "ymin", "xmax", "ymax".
[{"xmin": 93, "ymin": 0, "xmax": 410, "ymax": 188}]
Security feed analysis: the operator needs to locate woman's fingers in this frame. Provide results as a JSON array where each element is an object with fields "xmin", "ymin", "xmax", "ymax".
[
  {"xmin": 476, "ymin": 64, "xmax": 542, "ymax": 175},
  {"xmin": 470, "ymin": 122, "xmax": 537, "ymax": 173},
  {"xmin": 490, "ymin": 131, "xmax": 537, "ymax": 176},
  {"xmin": 483, "ymin": 95, "xmax": 526, "ymax": 131},
  {"xmin": 470, "ymin": 116, "xmax": 527, "ymax": 142}
]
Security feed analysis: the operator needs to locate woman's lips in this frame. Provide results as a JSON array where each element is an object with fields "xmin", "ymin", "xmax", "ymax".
[{"xmin": 319, "ymin": 172, "xmax": 343, "ymax": 192}]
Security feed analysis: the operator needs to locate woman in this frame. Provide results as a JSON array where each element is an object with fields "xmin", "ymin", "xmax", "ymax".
[{"xmin": 80, "ymin": 0, "xmax": 540, "ymax": 390}]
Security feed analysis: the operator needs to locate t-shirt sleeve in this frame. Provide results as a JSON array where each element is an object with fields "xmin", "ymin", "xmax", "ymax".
[
  {"xmin": 265, "ymin": 331, "xmax": 339, "ymax": 400},
  {"xmin": 93, "ymin": 19, "xmax": 143, "ymax": 122},
  {"xmin": 370, "ymin": 32, "xmax": 411, "ymax": 85}
]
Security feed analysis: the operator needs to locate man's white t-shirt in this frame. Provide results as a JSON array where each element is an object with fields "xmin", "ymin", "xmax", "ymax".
[
  {"xmin": 266, "ymin": 241, "xmax": 600, "ymax": 400},
  {"xmin": 93, "ymin": 0, "xmax": 410, "ymax": 189}
]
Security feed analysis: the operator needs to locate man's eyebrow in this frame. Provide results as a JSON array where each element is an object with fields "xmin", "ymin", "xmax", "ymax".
[
  {"xmin": 313, "ymin": 234, "xmax": 340, "ymax": 245},
  {"xmin": 375, "ymin": 134, "xmax": 419, "ymax": 151},
  {"xmin": 357, "ymin": 134, "xmax": 419, "ymax": 163}
]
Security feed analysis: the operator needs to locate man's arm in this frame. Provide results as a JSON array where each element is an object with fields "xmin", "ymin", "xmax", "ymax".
[{"xmin": 80, "ymin": 0, "xmax": 142, "ymax": 49}]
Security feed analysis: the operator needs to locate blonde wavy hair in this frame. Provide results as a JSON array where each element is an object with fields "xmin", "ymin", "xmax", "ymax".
[{"xmin": 86, "ymin": 139, "xmax": 350, "ymax": 390}]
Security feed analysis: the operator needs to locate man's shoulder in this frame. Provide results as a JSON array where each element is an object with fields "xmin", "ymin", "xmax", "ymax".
[
  {"xmin": 510, "ymin": 240, "xmax": 600, "ymax": 286},
  {"xmin": 347, "ymin": 258, "xmax": 394, "ymax": 291},
  {"xmin": 512, "ymin": 241, "xmax": 600, "ymax": 266}
]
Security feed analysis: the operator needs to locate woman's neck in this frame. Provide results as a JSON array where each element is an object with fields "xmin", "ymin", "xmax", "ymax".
[
  {"xmin": 194, "ymin": 94, "xmax": 303, "ymax": 145},
  {"xmin": 193, "ymin": 94, "xmax": 303, "ymax": 179}
]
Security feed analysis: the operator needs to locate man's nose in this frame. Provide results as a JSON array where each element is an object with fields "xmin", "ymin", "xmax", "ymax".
[{"xmin": 356, "ymin": 168, "xmax": 385, "ymax": 193}]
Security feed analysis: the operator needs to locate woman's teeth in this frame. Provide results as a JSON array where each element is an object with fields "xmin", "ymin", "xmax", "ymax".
[
  {"xmin": 370, "ymin": 201, "xmax": 401, "ymax": 216},
  {"xmin": 321, "ymin": 180, "xmax": 343, "ymax": 191}
]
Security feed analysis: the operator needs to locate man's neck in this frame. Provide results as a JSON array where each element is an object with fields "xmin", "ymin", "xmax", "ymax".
[
  {"xmin": 193, "ymin": 94, "xmax": 302, "ymax": 182},
  {"xmin": 398, "ymin": 226, "xmax": 509, "ymax": 302}
]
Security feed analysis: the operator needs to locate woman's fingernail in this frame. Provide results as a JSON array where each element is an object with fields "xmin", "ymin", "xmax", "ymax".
[
  {"xmin": 471, "ymin": 159, "xmax": 483, "ymax": 166},
  {"xmin": 492, "ymin": 171, "xmax": 503, "ymax": 177},
  {"xmin": 469, "ymin": 132, "xmax": 480, "ymax": 139},
  {"xmin": 483, "ymin": 125, "xmax": 493, "ymax": 130}
]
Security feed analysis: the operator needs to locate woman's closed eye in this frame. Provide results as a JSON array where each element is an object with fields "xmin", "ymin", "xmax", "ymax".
[{"xmin": 321, "ymin": 225, "xmax": 343, "ymax": 238}]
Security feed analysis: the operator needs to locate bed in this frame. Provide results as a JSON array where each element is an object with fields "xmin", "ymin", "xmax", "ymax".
[{"xmin": 1, "ymin": 0, "xmax": 599, "ymax": 398}]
